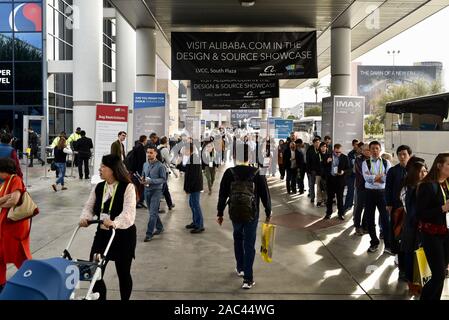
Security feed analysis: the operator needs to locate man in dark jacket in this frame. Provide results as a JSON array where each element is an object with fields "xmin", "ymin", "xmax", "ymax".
[
  {"xmin": 323, "ymin": 144, "xmax": 351, "ymax": 220},
  {"xmin": 131, "ymin": 135, "xmax": 148, "ymax": 208},
  {"xmin": 0, "ymin": 132, "xmax": 23, "ymax": 178},
  {"xmin": 28, "ymin": 128, "xmax": 44, "ymax": 167},
  {"xmin": 283, "ymin": 142, "xmax": 304, "ymax": 194},
  {"xmin": 344, "ymin": 139, "xmax": 359, "ymax": 212},
  {"xmin": 111, "ymin": 131, "xmax": 126, "ymax": 161},
  {"xmin": 306, "ymin": 137, "xmax": 321, "ymax": 203},
  {"xmin": 183, "ymin": 145, "xmax": 205, "ymax": 234},
  {"xmin": 385, "ymin": 145, "xmax": 412, "ymax": 279},
  {"xmin": 74, "ymin": 130, "xmax": 93, "ymax": 179},
  {"xmin": 217, "ymin": 144, "xmax": 271, "ymax": 290}
]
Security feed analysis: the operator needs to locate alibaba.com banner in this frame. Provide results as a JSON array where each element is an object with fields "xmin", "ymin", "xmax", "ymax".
[{"xmin": 171, "ymin": 32, "xmax": 317, "ymax": 80}]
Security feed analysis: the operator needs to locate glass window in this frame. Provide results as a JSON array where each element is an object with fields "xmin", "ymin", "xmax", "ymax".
[
  {"xmin": 65, "ymin": 73, "xmax": 72, "ymax": 95},
  {"xmin": 0, "ymin": 91, "xmax": 13, "ymax": 105},
  {"xmin": 55, "ymin": 93, "xmax": 64, "ymax": 107},
  {"xmin": 0, "ymin": 3, "xmax": 13, "ymax": 32},
  {"xmin": 48, "ymin": 91, "xmax": 55, "ymax": 106},
  {"xmin": 65, "ymin": 109, "xmax": 72, "ymax": 131},
  {"xmin": 14, "ymin": 32, "xmax": 42, "ymax": 60},
  {"xmin": 13, "ymin": 3, "xmax": 42, "ymax": 32},
  {"xmin": 0, "ymin": 62, "xmax": 13, "ymax": 90},
  {"xmin": 55, "ymin": 107, "xmax": 65, "ymax": 133},
  {"xmin": 48, "ymin": 106, "xmax": 55, "ymax": 136},
  {"xmin": 15, "ymin": 62, "xmax": 42, "ymax": 90},
  {"xmin": 0, "ymin": 33, "xmax": 13, "ymax": 60},
  {"xmin": 15, "ymin": 91, "xmax": 42, "ymax": 105},
  {"xmin": 54, "ymin": 73, "xmax": 64, "ymax": 93}
]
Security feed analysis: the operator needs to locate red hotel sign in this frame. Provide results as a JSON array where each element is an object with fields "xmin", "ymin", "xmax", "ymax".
[{"xmin": 96, "ymin": 104, "xmax": 128, "ymax": 122}]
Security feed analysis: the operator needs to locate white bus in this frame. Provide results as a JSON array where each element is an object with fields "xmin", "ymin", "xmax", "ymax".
[
  {"xmin": 293, "ymin": 116, "xmax": 322, "ymax": 144},
  {"xmin": 385, "ymin": 92, "xmax": 449, "ymax": 165}
]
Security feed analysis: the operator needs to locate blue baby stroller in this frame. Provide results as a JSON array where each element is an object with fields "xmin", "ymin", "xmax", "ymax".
[{"xmin": 0, "ymin": 220, "xmax": 115, "ymax": 300}]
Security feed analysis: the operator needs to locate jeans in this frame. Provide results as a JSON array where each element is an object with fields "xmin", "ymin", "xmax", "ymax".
[
  {"xmin": 189, "ymin": 192, "xmax": 204, "ymax": 229},
  {"xmin": 286, "ymin": 168, "xmax": 298, "ymax": 193},
  {"xmin": 365, "ymin": 189, "xmax": 391, "ymax": 248},
  {"xmin": 344, "ymin": 175, "xmax": 356, "ymax": 210},
  {"xmin": 78, "ymin": 158, "xmax": 90, "ymax": 178},
  {"xmin": 232, "ymin": 215, "xmax": 259, "ymax": 282},
  {"xmin": 420, "ymin": 233, "xmax": 449, "ymax": 300},
  {"xmin": 145, "ymin": 189, "xmax": 163, "ymax": 237},
  {"xmin": 353, "ymin": 188, "xmax": 368, "ymax": 229},
  {"xmin": 55, "ymin": 162, "xmax": 66, "ymax": 186},
  {"xmin": 307, "ymin": 171, "xmax": 317, "ymax": 200}
]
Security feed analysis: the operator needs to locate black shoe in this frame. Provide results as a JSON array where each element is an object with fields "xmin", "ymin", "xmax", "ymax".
[
  {"xmin": 338, "ymin": 215, "xmax": 345, "ymax": 221},
  {"xmin": 323, "ymin": 214, "xmax": 331, "ymax": 220},
  {"xmin": 85, "ymin": 176, "xmax": 90, "ymax": 180},
  {"xmin": 299, "ymin": 190, "xmax": 304, "ymax": 195},
  {"xmin": 316, "ymin": 201, "xmax": 322, "ymax": 207},
  {"xmin": 168, "ymin": 204, "xmax": 175, "ymax": 210},
  {"xmin": 380, "ymin": 233, "xmax": 384, "ymax": 240},
  {"xmin": 159, "ymin": 209, "xmax": 166, "ymax": 214},
  {"xmin": 153, "ymin": 229, "xmax": 164, "ymax": 235},
  {"xmin": 144, "ymin": 236, "xmax": 153, "ymax": 242},
  {"xmin": 191, "ymin": 228, "xmax": 205, "ymax": 234},
  {"xmin": 136, "ymin": 203, "xmax": 144, "ymax": 209},
  {"xmin": 310, "ymin": 199, "xmax": 315, "ymax": 203},
  {"xmin": 28, "ymin": 165, "xmax": 33, "ymax": 168},
  {"xmin": 185, "ymin": 223, "xmax": 196, "ymax": 229},
  {"xmin": 41, "ymin": 161, "xmax": 45, "ymax": 166}
]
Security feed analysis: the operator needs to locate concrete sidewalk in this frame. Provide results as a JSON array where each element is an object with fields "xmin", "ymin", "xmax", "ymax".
[{"xmin": 6, "ymin": 163, "xmax": 447, "ymax": 300}]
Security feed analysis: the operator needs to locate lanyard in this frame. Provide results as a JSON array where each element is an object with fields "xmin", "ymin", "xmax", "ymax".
[
  {"xmin": 370, "ymin": 159, "xmax": 383, "ymax": 175},
  {"xmin": 101, "ymin": 182, "xmax": 118, "ymax": 213},
  {"xmin": 441, "ymin": 180, "xmax": 449, "ymax": 204},
  {"xmin": 319, "ymin": 153, "xmax": 322, "ymax": 162}
]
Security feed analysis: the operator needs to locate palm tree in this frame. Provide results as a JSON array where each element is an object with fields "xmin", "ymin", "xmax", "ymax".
[{"xmin": 308, "ymin": 80, "xmax": 321, "ymax": 103}]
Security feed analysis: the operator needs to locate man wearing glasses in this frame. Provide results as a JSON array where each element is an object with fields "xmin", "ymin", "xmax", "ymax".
[{"xmin": 323, "ymin": 144, "xmax": 351, "ymax": 220}]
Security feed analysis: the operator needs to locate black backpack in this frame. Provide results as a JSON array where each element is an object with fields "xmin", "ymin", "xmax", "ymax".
[
  {"xmin": 124, "ymin": 149, "xmax": 135, "ymax": 172},
  {"xmin": 156, "ymin": 146, "xmax": 166, "ymax": 163},
  {"xmin": 228, "ymin": 168, "xmax": 259, "ymax": 223}
]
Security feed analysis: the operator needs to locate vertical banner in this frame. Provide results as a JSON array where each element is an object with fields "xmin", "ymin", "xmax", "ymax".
[
  {"xmin": 321, "ymin": 97, "xmax": 333, "ymax": 138},
  {"xmin": 93, "ymin": 104, "xmax": 128, "ymax": 181},
  {"xmin": 267, "ymin": 117, "xmax": 282, "ymax": 138},
  {"xmin": 185, "ymin": 115, "xmax": 201, "ymax": 141},
  {"xmin": 274, "ymin": 119, "xmax": 293, "ymax": 139},
  {"xmin": 332, "ymin": 96, "xmax": 365, "ymax": 152},
  {"xmin": 133, "ymin": 92, "xmax": 168, "ymax": 139}
]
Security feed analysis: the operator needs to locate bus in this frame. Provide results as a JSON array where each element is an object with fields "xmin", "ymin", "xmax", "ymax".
[
  {"xmin": 293, "ymin": 116, "xmax": 322, "ymax": 144},
  {"xmin": 385, "ymin": 92, "xmax": 449, "ymax": 165}
]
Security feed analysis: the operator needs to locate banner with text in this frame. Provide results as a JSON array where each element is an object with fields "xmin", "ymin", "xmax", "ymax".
[
  {"xmin": 231, "ymin": 109, "xmax": 260, "ymax": 127},
  {"xmin": 202, "ymin": 99, "xmax": 266, "ymax": 110},
  {"xmin": 94, "ymin": 104, "xmax": 128, "ymax": 180},
  {"xmin": 133, "ymin": 92, "xmax": 167, "ymax": 140},
  {"xmin": 274, "ymin": 119, "xmax": 293, "ymax": 139},
  {"xmin": 171, "ymin": 32, "xmax": 317, "ymax": 80},
  {"xmin": 191, "ymin": 79, "xmax": 279, "ymax": 101}
]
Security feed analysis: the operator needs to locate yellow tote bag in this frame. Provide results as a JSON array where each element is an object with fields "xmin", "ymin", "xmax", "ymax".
[
  {"xmin": 260, "ymin": 223, "xmax": 276, "ymax": 263},
  {"xmin": 413, "ymin": 247, "xmax": 432, "ymax": 287}
]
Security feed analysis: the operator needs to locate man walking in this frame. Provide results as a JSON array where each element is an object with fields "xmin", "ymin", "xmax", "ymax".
[
  {"xmin": 142, "ymin": 147, "xmax": 167, "ymax": 242},
  {"xmin": 306, "ymin": 137, "xmax": 321, "ymax": 204},
  {"xmin": 344, "ymin": 139, "xmax": 359, "ymax": 212},
  {"xmin": 217, "ymin": 144, "xmax": 272, "ymax": 290},
  {"xmin": 283, "ymin": 142, "xmax": 304, "ymax": 194},
  {"xmin": 323, "ymin": 144, "xmax": 350, "ymax": 220},
  {"xmin": 363, "ymin": 141, "xmax": 392, "ymax": 254},
  {"xmin": 28, "ymin": 128, "xmax": 44, "ymax": 167},
  {"xmin": 74, "ymin": 131, "xmax": 93, "ymax": 179}
]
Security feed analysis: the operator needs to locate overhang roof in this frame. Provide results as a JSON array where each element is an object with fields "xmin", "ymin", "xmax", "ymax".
[{"xmin": 109, "ymin": 0, "xmax": 449, "ymax": 89}]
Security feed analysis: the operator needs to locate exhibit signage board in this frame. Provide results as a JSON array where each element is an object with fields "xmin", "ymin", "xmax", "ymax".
[
  {"xmin": 191, "ymin": 79, "xmax": 279, "ymax": 101},
  {"xmin": 133, "ymin": 92, "xmax": 167, "ymax": 139},
  {"xmin": 231, "ymin": 109, "xmax": 260, "ymax": 127},
  {"xmin": 93, "ymin": 104, "xmax": 128, "ymax": 179},
  {"xmin": 172, "ymin": 32, "xmax": 317, "ymax": 80},
  {"xmin": 274, "ymin": 119, "xmax": 293, "ymax": 139},
  {"xmin": 202, "ymin": 99, "xmax": 265, "ymax": 110}
]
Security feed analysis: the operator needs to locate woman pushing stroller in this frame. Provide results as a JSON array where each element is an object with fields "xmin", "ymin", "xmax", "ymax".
[{"xmin": 79, "ymin": 154, "xmax": 137, "ymax": 300}]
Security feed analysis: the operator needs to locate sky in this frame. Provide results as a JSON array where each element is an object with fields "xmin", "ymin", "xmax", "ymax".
[{"xmin": 281, "ymin": 5, "xmax": 449, "ymax": 108}]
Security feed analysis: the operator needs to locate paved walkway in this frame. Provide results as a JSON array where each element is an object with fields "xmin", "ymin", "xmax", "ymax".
[{"xmin": 6, "ymin": 162, "xmax": 448, "ymax": 300}]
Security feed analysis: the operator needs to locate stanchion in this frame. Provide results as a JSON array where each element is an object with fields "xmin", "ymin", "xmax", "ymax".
[
  {"xmin": 68, "ymin": 151, "xmax": 77, "ymax": 178},
  {"xmin": 24, "ymin": 151, "xmax": 31, "ymax": 188}
]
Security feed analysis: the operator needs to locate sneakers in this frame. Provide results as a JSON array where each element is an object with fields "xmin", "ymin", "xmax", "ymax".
[
  {"xmin": 143, "ymin": 236, "xmax": 153, "ymax": 242},
  {"xmin": 379, "ymin": 233, "xmax": 384, "ymax": 240},
  {"xmin": 185, "ymin": 223, "xmax": 196, "ymax": 229},
  {"xmin": 52, "ymin": 184, "xmax": 57, "ymax": 192},
  {"xmin": 168, "ymin": 204, "xmax": 175, "ymax": 210},
  {"xmin": 383, "ymin": 247, "xmax": 394, "ymax": 256},
  {"xmin": 153, "ymin": 229, "xmax": 164, "ymax": 236},
  {"xmin": 241, "ymin": 280, "xmax": 255, "ymax": 290},
  {"xmin": 235, "ymin": 268, "xmax": 244, "ymax": 277},
  {"xmin": 190, "ymin": 228, "xmax": 205, "ymax": 234},
  {"xmin": 367, "ymin": 245, "xmax": 379, "ymax": 253},
  {"xmin": 338, "ymin": 215, "xmax": 345, "ymax": 221},
  {"xmin": 355, "ymin": 228, "xmax": 364, "ymax": 236},
  {"xmin": 323, "ymin": 214, "xmax": 331, "ymax": 220}
]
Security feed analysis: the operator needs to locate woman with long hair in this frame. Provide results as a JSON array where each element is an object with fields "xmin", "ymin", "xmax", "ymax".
[
  {"xmin": 79, "ymin": 154, "xmax": 137, "ymax": 300},
  {"xmin": 51, "ymin": 136, "xmax": 72, "ymax": 192},
  {"xmin": 400, "ymin": 157, "xmax": 428, "ymax": 294},
  {"xmin": 416, "ymin": 153, "xmax": 449, "ymax": 300},
  {"xmin": 0, "ymin": 158, "xmax": 32, "ymax": 293}
]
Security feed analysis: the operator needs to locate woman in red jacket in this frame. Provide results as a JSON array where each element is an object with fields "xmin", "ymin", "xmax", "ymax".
[{"xmin": 0, "ymin": 158, "xmax": 32, "ymax": 292}]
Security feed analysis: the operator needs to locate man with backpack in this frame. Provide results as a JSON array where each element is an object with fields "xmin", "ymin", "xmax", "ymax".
[
  {"xmin": 125, "ymin": 135, "xmax": 148, "ymax": 208},
  {"xmin": 217, "ymin": 144, "xmax": 272, "ymax": 290}
]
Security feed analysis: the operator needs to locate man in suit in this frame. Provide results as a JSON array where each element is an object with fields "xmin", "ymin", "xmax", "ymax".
[
  {"xmin": 323, "ymin": 144, "xmax": 351, "ymax": 220},
  {"xmin": 283, "ymin": 142, "xmax": 305, "ymax": 194},
  {"xmin": 111, "ymin": 131, "xmax": 127, "ymax": 161},
  {"xmin": 74, "ymin": 130, "xmax": 93, "ymax": 179}
]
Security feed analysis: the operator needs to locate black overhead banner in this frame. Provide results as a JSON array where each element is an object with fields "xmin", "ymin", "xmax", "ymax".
[
  {"xmin": 202, "ymin": 99, "xmax": 266, "ymax": 110},
  {"xmin": 191, "ymin": 79, "xmax": 279, "ymax": 101},
  {"xmin": 171, "ymin": 32, "xmax": 317, "ymax": 80}
]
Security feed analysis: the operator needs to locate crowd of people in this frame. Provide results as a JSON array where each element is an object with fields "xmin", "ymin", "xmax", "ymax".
[{"xmin": 0, "ymin": 125, "xmax": 448, "ymax": 300}]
